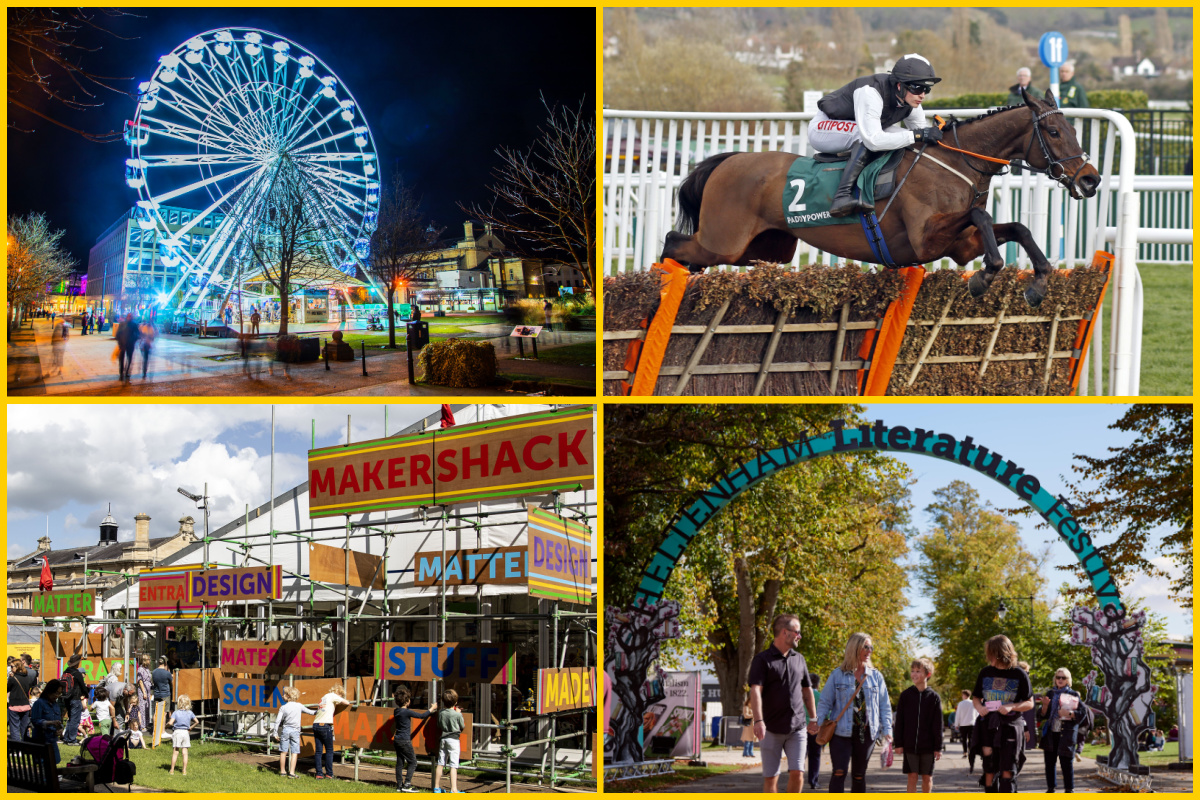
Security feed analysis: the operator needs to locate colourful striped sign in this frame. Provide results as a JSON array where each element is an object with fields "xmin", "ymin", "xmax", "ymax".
[
  {"xmin": 138, "ymin": 564, "xmax": 217, "ymax": 619},
  {"xmin": 307, "ymin": 405, "xmax": 594, "ymax": 517},
  {"xmin": 537, "ymin": 667, "xmax": 597, "ymax": 714},
  {"xmin": 187, "ymin": 565, "xmax": 283, "ymax": 603},
  {"xmin": 526, "ymin": 506, "xmax": 592, "ymax": 604}
]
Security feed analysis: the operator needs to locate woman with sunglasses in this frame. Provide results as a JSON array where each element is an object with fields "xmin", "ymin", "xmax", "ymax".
[
  {"xmin": 1038, "ymin": 668, "xmax": 1082, "ymax": 792},
  {"xmin": 809, "ymin": 53, "xmax": 944, "ymax": 218},
  {"xmin": 814, "ymin": 633, "xmax": 892, "ymax": 792}
]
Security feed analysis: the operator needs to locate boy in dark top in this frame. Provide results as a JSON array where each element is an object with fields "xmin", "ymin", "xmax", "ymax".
[
  {"xmin": 894, "ymin": 657, "xmax": 944, "ymax": 792},
  {"xmin": 971, "ymin": 635, "xmax": 1034, "ymax": 792},
  {"xmin": 61, "ymin": 653, "xmax": 89, "ymax": 744},
  {"xmin": 392, "ymin": 686, "xmax": 437, "ymax": 792}
]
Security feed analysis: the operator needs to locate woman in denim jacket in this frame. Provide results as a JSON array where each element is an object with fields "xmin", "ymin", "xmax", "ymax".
[{"xmin": 816, "ymin": 632, "xmax": 893, "ymax": 792}]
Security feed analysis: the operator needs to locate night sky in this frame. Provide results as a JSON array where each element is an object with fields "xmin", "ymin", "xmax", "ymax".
[{"xmin": 7, "ymin": 7, "xmax": 595, "ymax": 266}]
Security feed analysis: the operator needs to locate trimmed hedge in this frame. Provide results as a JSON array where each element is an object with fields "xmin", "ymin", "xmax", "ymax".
[{"xmin": 1088, "ymin": 89, "xmax": 1149, "ymax": 109}]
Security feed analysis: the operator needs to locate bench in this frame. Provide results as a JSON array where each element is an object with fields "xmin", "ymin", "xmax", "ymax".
[{"xmin": 7, "ymin": 740, "xmax": 98, "ymax": 792}]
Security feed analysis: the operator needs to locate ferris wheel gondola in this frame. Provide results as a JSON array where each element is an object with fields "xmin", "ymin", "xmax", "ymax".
[{"xmin": 126, "ymin": 28, "xmax": 380, "ymax": 314}]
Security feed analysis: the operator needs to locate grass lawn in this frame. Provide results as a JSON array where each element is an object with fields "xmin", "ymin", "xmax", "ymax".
[
  {"xmin": 521, "ymin": 342, "xmax": 596, "ymax": 367},
  {"xmin": 1106, "ymin": 263, "xmax": 1191, "ymax": 397},
  {"xmin": 613, "ymin": 763, "xmax": 747, "ymax": 793},
  {"xmin": 1081, "ymin": 741, "xmax": 1183, "ymax": 768}
]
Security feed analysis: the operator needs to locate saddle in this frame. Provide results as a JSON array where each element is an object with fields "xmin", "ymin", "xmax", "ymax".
[{"xmin": 814, "ymin": 149, "xmax": 907, "ymax": 201}]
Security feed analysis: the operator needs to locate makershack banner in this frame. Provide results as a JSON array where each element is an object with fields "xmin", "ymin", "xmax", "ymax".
[
  {"xmin": 139, "ymin": 564, "xmax": 218, "ymax": 619},
  {"xmin": 307, "ymin": 405, "xmax": 594, "ymax": 517},
  {"xmin": 373, "ymin": 642, "xmax": 515, "ymax": 684},
  {"xmin": 220, "ymin": 640, "xmax": 326, "ymax": 676},
  {"xmin": 31, "ymin": 588, "xmax": 97, "ymax": 616},
  {"xmin": 413, "ymin": 546, "xmax": 528, "ymax": 587},
  {"xmin": 218, "ymin": 677, "xmax": 376, "ymax": 712},
  {"xmin": 298, "ymin": 709, "xmax": 473, "ymax": 758},
  {"xmin": 527, "ymin": 506, "xmax": 593, "ymax": 604},
  {"xmin": 188, "ymin": 565, "xmax": 283, "ymax": 603},
  {"xmin": 537, "ymin": 667, "xmax": 597, "ymax": 714}
]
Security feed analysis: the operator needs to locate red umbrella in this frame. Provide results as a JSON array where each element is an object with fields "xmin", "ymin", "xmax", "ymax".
[
  {"xmin": 38, "ymin": 556, "xmax": 53, "ymax": 592},
  {"xmin": 440, "ymin": 404, "xmax": 455, "ymax": 429}
]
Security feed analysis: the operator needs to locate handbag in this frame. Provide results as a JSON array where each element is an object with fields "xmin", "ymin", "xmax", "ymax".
[{"xmin": 816, "ymin": 674, "xmax": 864, "ymax": 747}]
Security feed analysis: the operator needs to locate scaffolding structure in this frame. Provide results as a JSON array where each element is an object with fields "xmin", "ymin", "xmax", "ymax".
[{"xmin": 40, "ymin": 405, "xmax": 597, "ymax": 792}]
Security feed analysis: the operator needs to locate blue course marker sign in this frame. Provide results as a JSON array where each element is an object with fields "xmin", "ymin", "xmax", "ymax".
[{"xmin": 1039, "ymin": 32, "xmax": 1068, "ymax": 68}]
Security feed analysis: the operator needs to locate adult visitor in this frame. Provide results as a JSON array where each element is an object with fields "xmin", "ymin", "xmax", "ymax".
[
  {"xmin": 7, "ymin": 659, "xmax": 36, "ymax": 741},
  {"xmin": 1058, "ymin": 61, "xmax": 1089, "ymax": 109},
  {"xmin": 748, "ymin": 613, "xmax": 818, "ymax": 792},
  {"xmin": 1006, "ymin": 68, "xmax": 1042, "ymax": 106},
  {"xmin": 954, "ymin": 689, "xmax": 979, "ymax": 773},
  {"xmin": 815, "ymin": 632, "xmax": 893, "ymax": 793},
  {"xmin": 151, "ymin": 656, "xmax": 174, "ymax": 728},
  {"xmin": 1039, "ymin": 667, "xmax": 1081, "ymax": 793},
  {"xmin": 61, "ymin": 653, "xmax": 89, "ymax": 745}
]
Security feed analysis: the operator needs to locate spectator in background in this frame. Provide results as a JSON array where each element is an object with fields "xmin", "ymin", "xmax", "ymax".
[
  {"xmin": 1006, "ymin": 68, "xmax": 1041, "ymax": 106},
  {"xmin": 152, "ymin": 656, "xmax": 174, "ymax": 727},
  {"xmin": 1058, "ymin": 61, "xmax": 1089, "ymax": 108}
]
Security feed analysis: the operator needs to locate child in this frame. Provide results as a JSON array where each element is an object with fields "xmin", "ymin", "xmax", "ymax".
[
  {"xmin": 971, "ymin": 635, "xmax": 1033, "ymax": 793},
  {"xmin": 894, "ymin": 657, "xmax": 944, "ymax": 792},
  {"xmin": 168, "ymin": 694, "xmax": 199, "ymax": 776},
  {"xmin": 432, "ymin": 689, "xmax": 465, "ymax": 794},
  {"xmin": 392, "ymin": 685, "xmax": 437, "ymax": 792},
  {"xmin": 271, "ymin": 685, "xmax": 315, "ymax": 778},
  {"xmin": 93, "ymin": 686, "xmax": 115, "ymax": 736},
  {"xmin": 311, "ymin": 682, "xmax": 352, "ymax": 779},
  {"xmin": 127, "ymin": 718, "xmax": 145, "ymax": 749},
  {"xmin": 30, "ymin": 679, "xmax": 64, "ymax": 764}
]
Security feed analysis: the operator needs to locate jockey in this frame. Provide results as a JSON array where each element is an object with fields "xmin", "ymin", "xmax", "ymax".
[{"xmin": 809, "ymin": 53, "xmax": 945, "ymax": 218}]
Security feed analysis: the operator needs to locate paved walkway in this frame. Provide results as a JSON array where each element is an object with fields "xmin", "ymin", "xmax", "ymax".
[
  {"xmin": 8, "ymin": 319, "xmax": 594, "ymax": 396},
  {"xmin": 666, "ymin": 743, "xmax": 1192, "ymax": 793}
]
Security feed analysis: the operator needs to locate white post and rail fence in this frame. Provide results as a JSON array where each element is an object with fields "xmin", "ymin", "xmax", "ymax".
[{"xmin": 603, "ymin": 108, "xmax": 1193, "ymax": 396}]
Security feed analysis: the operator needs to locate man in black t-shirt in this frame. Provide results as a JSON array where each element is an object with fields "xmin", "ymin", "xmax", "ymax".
[
  {"xmin": 748, "ymin": 613, "xmax": 818, "ymax": 792},
  {"xmin": 61, "ymin": 654, "xmax": 89, "ymax": 744}
]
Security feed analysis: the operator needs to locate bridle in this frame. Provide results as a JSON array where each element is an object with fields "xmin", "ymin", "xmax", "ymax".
[{"xmin": 1019, "ymin": 107, "xmax": 1092, "ymax": 194}]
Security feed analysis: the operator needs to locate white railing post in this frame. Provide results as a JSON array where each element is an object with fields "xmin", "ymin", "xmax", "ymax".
[{"xmin": 1110, "ymin": 190, "xmax": 1141, "ymax": 395}]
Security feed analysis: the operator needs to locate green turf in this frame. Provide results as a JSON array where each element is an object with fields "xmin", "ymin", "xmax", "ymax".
[
  {"xmin": 1081, "ymin": 741, "xmax": 1181, "ymax": 768},
  {"xmin": 612, "ymin": 763, "xmax": 746, "ymax": 793},
  {"xmin": 521, "ymin": 342, "xmax": 596, "ymax": 367},
  {"xmin": 1091, "ymin": 263, "xmax": 1192, "ymax": 397}
]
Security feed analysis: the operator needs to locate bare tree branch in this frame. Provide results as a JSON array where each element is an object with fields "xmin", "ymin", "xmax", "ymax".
[
  {"xmin": 7, "ymin": 212, "xmax": 77, "ymax": 329},
  {"xmin": 460, "ymin": 95, "xmax": 595, "ymax": 293}
]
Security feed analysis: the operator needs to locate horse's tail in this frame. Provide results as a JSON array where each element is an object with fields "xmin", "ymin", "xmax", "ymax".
[{"xmin": 675, "ymin": 151, "xmax": 739, "ymax": 235}]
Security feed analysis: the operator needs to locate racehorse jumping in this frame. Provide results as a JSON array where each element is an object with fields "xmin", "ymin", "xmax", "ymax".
[{"xmin": 661, "ymin": 89, "xmax": 1101, "ymax": 307}]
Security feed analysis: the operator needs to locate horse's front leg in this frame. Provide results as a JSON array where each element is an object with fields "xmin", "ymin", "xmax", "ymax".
[
  {"xmin": 992, "ymin": 222, "xmax": 1053, "ymax": 307},
  {"xmin": 964, "ymin": 207, "xmax": 1005, "ymax": 299}
]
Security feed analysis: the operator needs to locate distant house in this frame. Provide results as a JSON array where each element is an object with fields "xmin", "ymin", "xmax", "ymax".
[
  {"xmin": 733, "ymin": 39, "xmax": 804, "ymax": 71},
  {"xmin": 1110, "ymin": 56, "xmax": 1162, "ymax": 80}
]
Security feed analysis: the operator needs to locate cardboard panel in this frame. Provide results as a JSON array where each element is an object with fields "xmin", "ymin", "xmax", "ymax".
[
  {"xmin": 527, "ymin": 506, "xmax": 593, "ymax": 604},
  {"xmin": 373, "ymin": 642, "xmax": 515, "ymax": 684},
  {"xmin": 174, "ymin": 668, "xmax": 221, "ymax": 701},
  {"xmin": 308, "ymin": 542, "xmax": 385, "ymax": 590},
  {"xmin": 308, "ymin": 405, "xmax": 594, "ymax": 517},
  {"xmin": 537, "ymin": 667, "xmax": 597, "ymax": 714},
  {"xmin": 412, "ymin": 547, "xmax": 527, "ymax": 587},
  {"xmin": 42, "ymin": 633, "xmax": 103, "ymax": 671},
  {"xmin": 187, "ymin": 565, "xmax": 283, "ymax": 603},
  {"xmin": 219, "ymin": 640, "xmax": 326, "ymax": 676},
  {"xmin": 217, "ymin": 676, "xmax": 376, "ymax": 712},
  {"xmin": 298, "ymin": 710, "xmax": 473, "ymax": 758},
  {"xmin": 31, "ymin": 589, "xmax": 97, "ymax": 616}
]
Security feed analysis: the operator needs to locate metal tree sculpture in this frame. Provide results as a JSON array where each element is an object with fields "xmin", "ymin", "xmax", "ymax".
[
  {"xmin": 605, "ymin": 599, "xmax": 681, "ymax": 765},
  {"xmin": 1070, "ymin": 605, "xmax": 1158, "ymax": 770}
]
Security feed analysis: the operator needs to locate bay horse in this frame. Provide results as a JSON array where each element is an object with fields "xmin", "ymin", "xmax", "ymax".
[{"xmin": 661, "ymin": 89, "xmax": 1101, "ymax": 307}]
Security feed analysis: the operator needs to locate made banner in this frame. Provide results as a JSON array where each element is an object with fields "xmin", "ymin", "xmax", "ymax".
[
  {"xmin": 219, "ymin": 676, "xmax": 376, "ymax": 712},
  {"xmin": 527, "ymin": 506, "xmax": 593, "ymax": 604},
  {"xmin": 537, "ymin": 667, "xmax": 597, "ymax": 714},
  {"xmin": 373, "ymin": 642, "xmax": 515, "ymax": 684},
  {"xmin": 413, "ymin": 547, "xmax": 527, "ymax": 587},
  {"xmin": 308, "ymin": 405, "xmax": 594, "ymax": 517},
  {"xmin": 298, "ymin": 709, "xmax": 472, "ymax": 758},
  {"xmin": 188, "ymin": 565, "xmax": 283, "ymax": 603},
  {"xmin": 31, "ymin": 588, "xmax": 97, "ymax": 617},
  {"xmin": 220, "ymin": 640, "xmax": 326, "ymax": 676},
  {"xmin": 139, "ymin": 564, "xmax": 217, "ymax": 619},
  {"xmin": 308, "ymin": 542, "xmax": 386, "ymax": 589}
]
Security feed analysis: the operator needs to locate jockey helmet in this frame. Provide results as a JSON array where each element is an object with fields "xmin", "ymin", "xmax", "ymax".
[{"xmin": 891, "ymin": 53, "xmax": 942, "ymax": 93}]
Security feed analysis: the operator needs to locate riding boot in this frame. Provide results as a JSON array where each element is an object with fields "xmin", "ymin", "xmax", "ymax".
[{"xmin": 828, "ymin": 142, "xmax": 876, "ymax": 218}]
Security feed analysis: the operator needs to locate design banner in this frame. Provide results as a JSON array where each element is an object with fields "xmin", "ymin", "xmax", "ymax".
[{"xmin": 527, "ymin": 506, "xmax": 592, "ymax": 604}]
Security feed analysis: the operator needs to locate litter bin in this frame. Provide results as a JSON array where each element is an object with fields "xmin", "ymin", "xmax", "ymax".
[{"xmin": 406, "ymin": 320, "xmax": 429, "ymax": 349}]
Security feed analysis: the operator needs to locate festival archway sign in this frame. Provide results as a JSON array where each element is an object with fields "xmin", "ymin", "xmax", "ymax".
[{"xmin": 605, "ymin": 418, "xmax": 1157, "ymax": 778}]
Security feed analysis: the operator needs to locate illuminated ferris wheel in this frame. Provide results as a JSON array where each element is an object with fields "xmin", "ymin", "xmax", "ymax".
[{"xmin": 124, "ymin": 28, "xmax": 380, "ymax": 313}]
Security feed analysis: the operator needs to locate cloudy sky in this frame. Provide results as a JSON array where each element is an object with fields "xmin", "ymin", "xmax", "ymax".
[{"xmin": 7, "ymin": 403, "xmax": 459, "ymax": 558}]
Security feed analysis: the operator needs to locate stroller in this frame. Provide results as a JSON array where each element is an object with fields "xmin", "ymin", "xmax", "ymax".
[{"xmin": 79, "ymin": 729, "xmax": 137, "ymax": 792}]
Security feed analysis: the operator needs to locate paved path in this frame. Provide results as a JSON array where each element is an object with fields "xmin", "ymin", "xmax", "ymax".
[
  {"xmin": 8, "ymin": 319, "xmax": 594, "ymax": 396},
  {"xmin": 665, "ymin": 743, "xmax": 1191, "ymax": 793}
]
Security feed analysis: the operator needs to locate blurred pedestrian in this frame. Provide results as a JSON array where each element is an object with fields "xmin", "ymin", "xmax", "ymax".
[
  {"xmin": 543, "ymin": 299, "xmax": 554, "ymax": 331},
  {"xmin": 80, "ymin": 311, "xmax": 89, "ymax": 336},
  {"xmin": 50, "ymin": 317, "xmax": 69, "ymax": 376},
  {"xmin": 251, "ymin": 308, "xmax": 261, "ymax": 335},
  {"xmin": 1006, "ymin": 68, "xmax": 1041, "ymax": 106},
  {"xmin": 116, "ymin": 313, "xmax": 141, "ymax": 381},
  {"xmin": 1058, "ymin": 61, "xmax": 1088, "ymax": 108},
  {"xmin": 224, "ymin": 305, "xmax": 233, "ymax": 327},
  {"xmin": 139, "ymin": 320, "xmax": 157, "ymax": 378}
]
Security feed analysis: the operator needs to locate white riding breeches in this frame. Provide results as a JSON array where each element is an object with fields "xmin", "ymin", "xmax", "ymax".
[{"xmin": 808, "ymin": 110, "xmax": 909, "ymax": 154}]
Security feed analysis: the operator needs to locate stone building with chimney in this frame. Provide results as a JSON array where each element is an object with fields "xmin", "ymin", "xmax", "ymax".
[{"xmin": 6, "ymin": 508, "xmax": 198, "ymax": 613}]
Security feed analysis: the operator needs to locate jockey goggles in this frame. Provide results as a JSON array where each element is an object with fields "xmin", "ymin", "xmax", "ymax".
[{"xmin": 904, "ymin": 81, "xmax": 933, "ymax": 95}]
